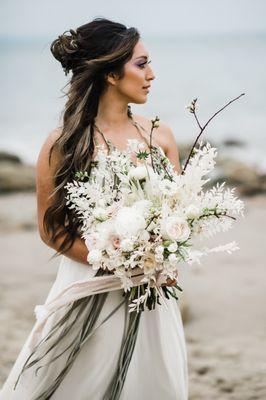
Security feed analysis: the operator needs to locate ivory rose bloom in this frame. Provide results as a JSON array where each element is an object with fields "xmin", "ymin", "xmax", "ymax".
[{"xmin": 161, "ymin": 216, "xmax": 191, "ymax": 242}]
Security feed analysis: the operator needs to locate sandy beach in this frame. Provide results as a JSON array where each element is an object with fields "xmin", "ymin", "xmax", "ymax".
[{"xmin": 0, "ymin": 192, "xmax": 265, "ymax": 399}]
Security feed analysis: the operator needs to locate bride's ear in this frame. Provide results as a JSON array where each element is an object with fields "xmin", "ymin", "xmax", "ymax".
[{"xmin": 106, "ymin": 72, "xmax": 119, "ymax": 86}]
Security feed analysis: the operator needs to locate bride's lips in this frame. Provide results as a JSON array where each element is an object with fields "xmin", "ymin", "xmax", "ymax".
[{"xmin": 142, "ymin": 85, "xmax": 151, "ymax": 93}]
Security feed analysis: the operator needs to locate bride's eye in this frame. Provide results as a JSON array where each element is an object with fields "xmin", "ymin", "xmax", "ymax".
[{"xmin": 138, "ymin": 60, "xmax": 152, "ymax": 69}]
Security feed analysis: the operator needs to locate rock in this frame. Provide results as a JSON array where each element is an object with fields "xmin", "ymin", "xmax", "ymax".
[
  {"xmin": 0, "ymin": 151, "xmax": 22, "ymax": 164},
  {"xmin": 178, "ymin": 141, "xmax": 217, "ymax": 164},
  {"xmin": 0, "ymin": 159, "xmax": 35, "ymax": 194},
  {"xmin": 195, "ymin": 365, "xmax": 210, "ymax": 375},
  {"xmin": 213, "ymin": 156, "xmax": 266, "ymax": 196},
  {"xmin": 222, "ymin": 138, "xmax": 246, "ymax": 147}
]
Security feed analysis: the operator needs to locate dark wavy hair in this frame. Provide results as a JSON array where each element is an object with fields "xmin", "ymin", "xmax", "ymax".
[{"xmin": 43, "ymin": 18, "xmax": 140, "ymax": 255}]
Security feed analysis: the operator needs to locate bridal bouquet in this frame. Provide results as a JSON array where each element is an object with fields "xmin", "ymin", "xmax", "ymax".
[
  {"xmin": 15, "ymin": 95, "xmax": 245, "ymax": 398},
  {"xmin": 65, "ymin": 133, "xmax": 244, "ymax": 312}
]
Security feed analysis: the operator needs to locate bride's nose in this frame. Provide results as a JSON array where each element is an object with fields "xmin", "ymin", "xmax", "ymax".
[{"xmin": 146, "ymin": 64, "xmax": 155, "ymax": 81}]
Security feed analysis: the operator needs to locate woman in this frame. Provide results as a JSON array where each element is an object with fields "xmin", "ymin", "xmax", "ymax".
[{"xmin": 0, "ymin": 18, "xmax": 188, "ymax": 399}]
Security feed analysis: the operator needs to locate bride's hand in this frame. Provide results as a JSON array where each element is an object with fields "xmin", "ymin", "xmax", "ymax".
[{"xmin": 165, "ymin": 277, "xmax": 177, "ymax": 287}]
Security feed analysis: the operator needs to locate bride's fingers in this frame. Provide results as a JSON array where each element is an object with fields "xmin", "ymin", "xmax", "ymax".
[{"xmin": 165, "ymin": 278, "xmax": 177, "ymax": 287}]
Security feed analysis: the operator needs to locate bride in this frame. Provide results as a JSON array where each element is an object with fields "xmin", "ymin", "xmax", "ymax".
[{"xmin": 0, "ymin": 18, "xmax": 188, "ymax": 399}]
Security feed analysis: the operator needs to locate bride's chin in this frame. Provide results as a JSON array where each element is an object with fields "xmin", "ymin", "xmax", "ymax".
[{"xmin": 131, "ymin": 96, "xmax": 148, "ymax": 105}]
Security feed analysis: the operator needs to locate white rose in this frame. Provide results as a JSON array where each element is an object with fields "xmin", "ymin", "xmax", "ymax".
[
  {"xmin": 128, "ymin": 165, "xmax": 148, "ymax": 180},
  {"xmin": 167, "ymin": 242, "xmax": 178, "ymax": 252},
  {"xmin": 185, "ymin": 205, "xmax": 201, "ymax": 219},
  {"xmin": 161, "ymin": 216, "xmax": 191, "ymax": 242},
  {"xmin": 114, "ymin": 207, "xmax": 146, "ymax": 238},
  {"xmin": 87, "ymin": 249, "xmax": 102, "ymax": 264},
  {"xmin": 120, "ymin": 238, "xmax": 134, "ymax": 252},
  {"xmin": 93, "ymin": 207, "xmax": 108, "ymax": 220}
]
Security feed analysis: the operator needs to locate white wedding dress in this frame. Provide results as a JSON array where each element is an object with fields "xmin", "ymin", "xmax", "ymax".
[{"xmin": 0, "ymin": 125, "xmax": 188, "ymax": 400}]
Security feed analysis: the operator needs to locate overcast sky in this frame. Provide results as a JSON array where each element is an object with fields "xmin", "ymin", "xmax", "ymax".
[{"xmin": 1, "ymin": 0, "xmax": 266, "ymax": 39}]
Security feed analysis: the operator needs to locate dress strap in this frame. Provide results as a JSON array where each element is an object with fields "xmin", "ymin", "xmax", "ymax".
[
  {"xmin": 129, "ymin": 117, "xmax": 151, "ymax": 148},
  {"xmin": 93, "ymin": 123, "xmax": 111, "ymax": 153},
  {"xmin": 93, "ymin": 115, "xmax": 158, "ymax": 153}
]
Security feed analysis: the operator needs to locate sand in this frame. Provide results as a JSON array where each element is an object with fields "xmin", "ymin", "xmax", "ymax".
[{"xmin": 0, "ymin": 192, "xmax": 265, "ymax": 399}]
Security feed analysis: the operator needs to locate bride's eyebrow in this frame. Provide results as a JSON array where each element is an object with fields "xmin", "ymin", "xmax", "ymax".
[{"xmin": 134, "ymin": 55, "xmax": 149, "ymax": 60}]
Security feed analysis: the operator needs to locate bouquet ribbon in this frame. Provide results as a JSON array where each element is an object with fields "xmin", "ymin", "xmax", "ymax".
[{"xmin": 29, "ymin": 269, "xmax": 166, "ymax": 351}]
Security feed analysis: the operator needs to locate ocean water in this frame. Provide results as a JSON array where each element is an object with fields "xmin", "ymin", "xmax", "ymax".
[{"xmin": 1, "ymin": 34, "xmax": 265, "ymax": 169}]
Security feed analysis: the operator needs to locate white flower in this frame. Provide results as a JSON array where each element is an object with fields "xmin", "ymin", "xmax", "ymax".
[
  {"xmin": 85, "ymin": 232, "xmax": 106, "ymax": 250},
  {"xmin": 161, "ymin": 216, "xmax": 191, "ymax": 242},
  {"xmin": 155, "ymin": 245, "xmax": 164, "ymax": 255},
  {"xmin": 114, "ymin": 207, "xmax": 146, "ymax": 238},
  {"xmin": 168, "ymin": 253, "xmax": 178, "ymax": 265},
  {"xmin": 155, "ymin": 253, "xmax": 164, "ymax": 263},
  {"xmin": 87, "ymin": 249, "xmax": 102, "ymax": 264},
  {"xmin": 128, "ymin": 165, "xmax": 148, "ymax": 180},
  {"xmin": 167, "ymin": 242, "xmax": 178, "ymax": 252},
  {"xmin": 138, "ymin": 230, "xmax": 150, "ymax": 242},
  {"xmin": 120, "ymin": 238, "xmax": 135, "ymax": 252},
  {"xmin": 185, "ymin": 204, "xmax": 201, "ymax": 219}
]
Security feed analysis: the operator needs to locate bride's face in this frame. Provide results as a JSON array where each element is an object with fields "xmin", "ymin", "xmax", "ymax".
[{"xmin": 110, "ymin": 40, "xmax": 155, "ymax": 104}]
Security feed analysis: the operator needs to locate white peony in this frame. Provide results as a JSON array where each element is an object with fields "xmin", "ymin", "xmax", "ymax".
[
  {"xmin": 114, "ymin": 207, "xmax": 146, "ymax": 238},
  {"xmin": 161, "ymin": 216, "xmax": 191, "ymax": 242}
]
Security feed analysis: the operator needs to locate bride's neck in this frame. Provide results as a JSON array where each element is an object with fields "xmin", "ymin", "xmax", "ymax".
[{"xmin": 95, "ymin": 92, "xmax": 131, "ymax": 130}]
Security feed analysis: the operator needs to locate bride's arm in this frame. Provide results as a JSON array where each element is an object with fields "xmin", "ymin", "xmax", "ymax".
[{"xmin": 36, "ymin": 128, "xmax": 89, "ymax": 266}]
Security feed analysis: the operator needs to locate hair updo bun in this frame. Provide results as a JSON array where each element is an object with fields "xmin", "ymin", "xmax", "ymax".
[{"xmin": 50, "ymin": 29, "xmax": 80, "ymax": 75}]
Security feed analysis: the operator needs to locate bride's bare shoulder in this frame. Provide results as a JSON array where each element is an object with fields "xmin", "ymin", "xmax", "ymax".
[
  {"xmin": 133, "ymin": 114, "xmax": 176, "ymax": 152},
  {"xmin": 36, "ymin": 127, "xmax": 63, "ymax": 173}
]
